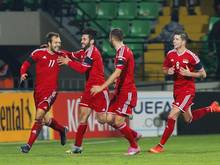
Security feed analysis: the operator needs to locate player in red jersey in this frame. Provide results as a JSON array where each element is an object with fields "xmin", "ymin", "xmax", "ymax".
[
  {"xmin": 149, "ymin": 31, "xmax": 220, "ymax": 153},
  {"xmin": 57, "ymin": 28, "xmax": 109, "ymax": 154},
  {"xmin": 20, "ymin": 32, "xmax": 68, "ymax": 153},
  {"xmin": 91, "ymin": 28, "xmax": 141, "ymax": 156}
]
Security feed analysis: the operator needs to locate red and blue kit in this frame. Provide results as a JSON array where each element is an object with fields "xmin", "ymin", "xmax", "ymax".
[
  {"xmin": 163, "ymin": 49, "xmax": 203, "ymax": 112},
  {"xmin": 108, "ymin": 45, "xmax": 137, "ymax": 117},
  {"xmin": 67, "ymin": 46, "xmax": 109, "ymax": 113},
  {"xmin": 20, "ymin": 48, "xmax": 63, "ymax": 111}
]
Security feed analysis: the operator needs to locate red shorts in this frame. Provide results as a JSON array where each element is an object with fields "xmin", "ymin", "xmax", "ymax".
[
  {"xmin": 108, "ymin": 91, "xmax": 137, "ymax": 117},
  {"xmin": 173, "ymin": 92, "xmax": 195, "ymax": 112},
  {"xmin": 79, "ymin": 89, "xmax": 109, "ymax": 113},
  {"xmin": 34, "ymin": 90, "xmax": 57, "ymax": 111}
]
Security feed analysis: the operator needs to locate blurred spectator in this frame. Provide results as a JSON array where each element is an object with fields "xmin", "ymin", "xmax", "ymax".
[
  {"xmin": 173, "ymin": 0, "xmax": 199, "ymax": 15},
  {"xmin": 214, "ymin": 0, "xmax": 220, "ymax": 16},
  {"xmin": 41, "ymin": 0, "xmax": 62, "ymax": 16},
  {"xmin": 208, "ymin": 19, "xmax": 220, "ymax": 78},
  {"xmin": 0, "ymin": 60, "xmax": 14, "ymax": 89},
  {"xmin": 11, "ymin": 0, "xmax": 24, "ymax": 11},
  {"xmin": 148, "ymin": 13, "xmax": 184, "ymax": 54}
]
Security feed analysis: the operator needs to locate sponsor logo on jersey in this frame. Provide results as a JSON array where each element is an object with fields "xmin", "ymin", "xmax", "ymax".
[{"xmin": 183, "ymin": 59, "xmax": 189, "ymax": 64}]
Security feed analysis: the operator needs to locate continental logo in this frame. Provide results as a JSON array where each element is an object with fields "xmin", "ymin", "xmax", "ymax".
[{"xmin": 0, "ymin": 93, "xmax": 35, "ymax": 131}]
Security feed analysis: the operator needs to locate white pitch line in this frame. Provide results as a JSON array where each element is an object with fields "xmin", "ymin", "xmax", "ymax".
[
  {"xmin": 84, "ymin": 140, "xmax": 117, "ymax": 145},
  {"xmin": 0, "ymin": 139, "xmax": 118, "ymax": 146}
]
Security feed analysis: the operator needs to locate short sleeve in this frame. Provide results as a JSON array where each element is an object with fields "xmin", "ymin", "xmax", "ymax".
[
  {"xmin": 115, "ymin": 47, "xmax": 127, "ymax": 70},
  {"xmin": 28, "ymin": 49, "xmax": 40, "ymax": 63},
  {"xmin": 163, "ymin": 55, "xmax": 172, "ymax": 69},
  {"xmin": 190, "ymin": 53, "xmax": 203, "ymax": 71},
  {"xmin": 190, "ymin": 53, "xmax": 200, "ymax": 65}
]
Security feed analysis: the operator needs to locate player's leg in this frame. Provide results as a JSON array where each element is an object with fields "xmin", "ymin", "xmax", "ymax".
[
  {"xmin": 108, "ymin": 93, "xmax": 141, "ymax": 141},
  {"xmin": 106, "ymin": 112, "xmax": 140, "ymax": 155},
  {"xmin": 182, "ymin": 107, "xmax": 193, "ymax": 123},
  {"xmin": 106, "ymin": 112, "xmax": 141, "ymax": 141},
  {"xmin": 93, "ymin": 89, "xmax": 109, "ymax": 124},
  {"xmin": 183, "ymin": 99, "xmax": 220, "ymax": 123},
  {"xmin": 21, "ymin": 107, "xmax": 46, "ymax": 153},
  {"xmin": 96, "ymin": 112, "xmax": 107, "ymax": 124},
  {"xmin": 72, "ymin": 106, "xmax": 91, "ymax": 153},
  {"xmin": 149, "ymin": 106, "xmax": 181, "ymax": 153},
  {"xmin": 44, "ymin": 113, "xmax": 68, "ymax": 145},
  {"xmin": 43, "ymin": 91, "xmax": 68, "ymax": 145}
]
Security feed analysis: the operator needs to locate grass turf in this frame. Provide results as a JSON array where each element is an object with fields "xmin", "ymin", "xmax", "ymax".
[{"xmin": 0, "ymin": 134, "xmax": 220, "ymax": 165}]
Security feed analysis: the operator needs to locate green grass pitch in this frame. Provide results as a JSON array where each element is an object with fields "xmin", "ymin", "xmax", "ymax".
[{"xmin": 0, "ymin": 135, "xmax": 220, "ymax": 165}]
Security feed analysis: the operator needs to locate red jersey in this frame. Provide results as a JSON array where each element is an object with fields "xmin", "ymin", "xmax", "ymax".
[
  {"xmin": 114, "ymin": 45, "xmax": 136, "ymax": 92},
  {"xmin": 163, "ymin": 49, "xmax": 202, "ymax": 94},
  {"xmin": 67, "ymin": 46, "xmax": 105, "ymax": 89},
  {"xmin": 20, "ymin": 48, "xmax": 62, "ymax": 92}
]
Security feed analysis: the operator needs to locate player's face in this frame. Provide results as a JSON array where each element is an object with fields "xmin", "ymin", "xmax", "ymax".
[
  {"xmin": 49, "ymin": 36, "xmax": 61, "ymax": 52},
  {"xmin": 81, "ymin": 34, "xmax": 90, "ymax": 50},
  {"xmin": 173, "ymin": 35, "xmax": 185, "ymax": 49}
]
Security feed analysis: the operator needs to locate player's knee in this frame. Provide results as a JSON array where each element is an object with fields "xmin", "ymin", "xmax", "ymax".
[
  {"xmin": 106, "ymin": 113, "xmax": 114, "ymax": 125},
  {"xmin": 97, "ymin": 118, "xmax": 106, "ymax": 124},
  {"xmin": 43, "ymin": 118, "xmax": 51, "ymax": 125},
  {"xmin": 79, "ymin": 117, "xmax": 88, "ymax": 124},
  {"xmin": 114, "ymin": 118, "xmax": 124, "ymax": 127},
  {"xmin": 34, "ymin": 118, "xmax": 43, "ymax": 124},
  {"xmin": 168, "ymin": 114, "xmax": 177, "ymax": 120},
  {"xmin": 79, "ymin": 112, "xmax": 89, "ymax": 123},
  {"xmin": 96, "ymin": 114, "xmax": 107, "ymax": 124},
  {"xmin": 35, "ymin": 114, "xmax": 44, "ymax": 121},
  {"xmin": 168, "ymin": 110, "xmax": 180, "ymax": 120},
  {"xmin": 184, "ymin": 116, "xmax": 192, "ymax": 124}
]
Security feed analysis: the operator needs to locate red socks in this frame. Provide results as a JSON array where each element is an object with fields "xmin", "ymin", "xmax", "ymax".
[
  {"xmin": 160, "ymin": 118, "xmax": 176, "ymax": 145},
  {"xmin": 111, "ymin": 124, "xmax": 138, "ymax": 139},
  {"xmin": 47, "ymin": 118, "xmax": 65, "ymax": 133},
  {"xmin": 75, "ymin": 123, "xmax": 88, "ymax": 147},
  {"xmin": 192, "ymin": 107, "xmax": 211, "ymax": 122},
  {"xmin": 117, "ymin": 122, "xmax": 138, "ymax": 148},
  {"xmin": 27, "ymin": 120, "xmax": 43, "ymax": 147},
  {"xmin": 159, "ymin": 107, "xmax": 211, "ymax": 146}
]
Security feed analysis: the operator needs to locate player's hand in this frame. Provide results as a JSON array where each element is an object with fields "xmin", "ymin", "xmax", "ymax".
[
  {"xmin": 57, "ymin": 56, "xmax": 71, "ymax": 65},
  {"xmin": 90, "ymin": 85, "xmax": 102, "ymax": 96},
  {"xmin": 167, "ymin": 67, "xmax": 175, "ymax": 75},
  {"xmin": 180, "ymin": 66, "xmax": 191, "ymax": 77},
  {"xmin": 21, "ymin": 73, "xmax": 28, "ymax": 81}
]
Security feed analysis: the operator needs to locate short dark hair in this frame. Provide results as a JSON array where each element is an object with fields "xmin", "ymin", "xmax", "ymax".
[
  {"xmin": 110, "ymin": 28, "xmax": 123, "ymax": 41},
  {"xmin": 46, "ymin": 32, "xmax": 60, "ymax": 43},
  {"xmin": 173, "ymin": 31, "xmax": 189, "ymax": 41},
  {"xmin": 82, "ymin": 28, "xmax": 97, "ymax": 40}
]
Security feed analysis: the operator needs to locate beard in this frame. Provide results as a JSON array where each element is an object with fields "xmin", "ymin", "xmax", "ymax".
[
  {"xmin": 51, "ymin": 46, "xmax": 61, "ymax": 53},
  {"xmin": 82, "ymin": 42, "xmax": 90, "ymax": 51}
]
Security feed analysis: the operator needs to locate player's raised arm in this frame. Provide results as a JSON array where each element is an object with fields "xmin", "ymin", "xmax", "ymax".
[
  {"xmin": 57, "ymin": 55, "xmax": 92, "ymax": 74},
  {"xmin": 20, "ymin": 50, "xmax": 38, "ymax": 80},
  {"xmin": 61, "ymin": 49, "xmax": 84, "ymax": 61}
]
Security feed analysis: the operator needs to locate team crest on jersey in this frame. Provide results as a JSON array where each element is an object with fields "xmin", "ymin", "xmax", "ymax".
[
  {"xmin": 183, "ymin": 59, "xmax": 189, "ymax": 64},
  {"xmin": 43, "ymin": 56, "xmax": 47, "ymax": 59},
  {"xmin": 171, "ymin": 59, "xmax": 174, "ymax": 62}
]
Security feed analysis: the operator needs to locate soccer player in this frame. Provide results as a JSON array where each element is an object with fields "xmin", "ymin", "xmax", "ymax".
[
  {"xmin": 149, "ymin": 31, "xmax": 220, "ymax": 153},
  {"xmin": 20, "ymin": 32, "xmax": 68, "ymax": 153},
  {"xmin": 90, "ymin": 28, "xmax": 141, "ymax": 156},
  {"xmin": 57, "ymin": 28, "xmax": 109, "ymax": 154}
]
